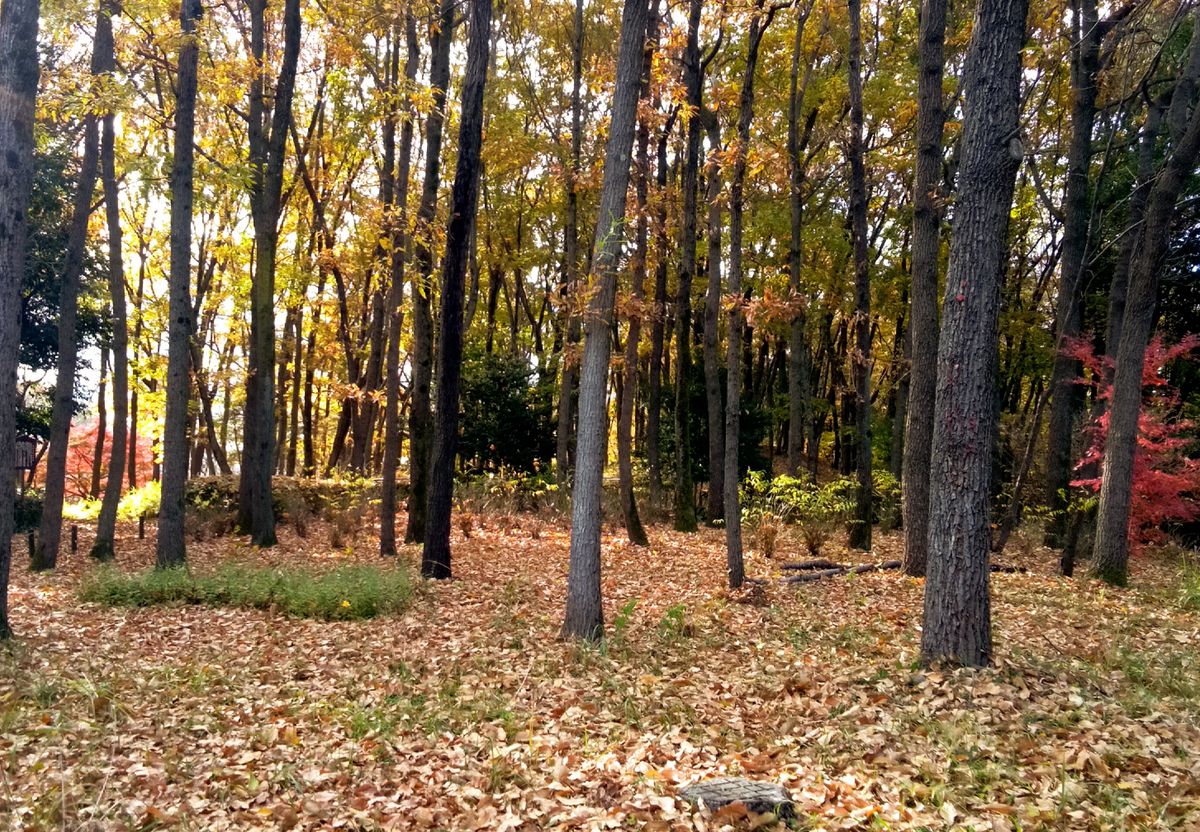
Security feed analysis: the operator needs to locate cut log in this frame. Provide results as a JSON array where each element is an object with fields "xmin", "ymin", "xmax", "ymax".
[
  {"xmin": 780, "ymin": 558, "xmax": 845, "ymax": 571},
  {"xmin": 678, "ymin": 777, "xmax": 795, "ymax": 817},
  {"xmin": 785, "ymin": 559, "xmax": 902, "ymax": 584}
]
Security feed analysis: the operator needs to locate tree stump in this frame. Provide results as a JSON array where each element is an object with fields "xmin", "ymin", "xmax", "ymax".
[{"xmin": 678, "ymin": 777, "xmax": 795, "ymax": 817}]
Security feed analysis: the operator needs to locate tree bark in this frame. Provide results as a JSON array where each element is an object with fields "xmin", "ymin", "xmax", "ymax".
[
  {"xmin": 406, "ymin": 0, "xmax": 454, "ymax": 544},
  {"xmin": 902, "ymin": 0, "xmax": 948, "ymax": 575},
  {"xmin": 422, "ymin": 0, "xmax": 492, "ymax": 580},
  {"xmin": 701, "ymin": 118, "xmax": 724, "ymax": 523},
  {"xmin": 646, "ymin": 111, "xmax": 674, "ymax": 509},
  {"xmin": 561, "ymin": 0, "xmax": 649, "ymax": 641},
  {"xmin": 156, "ymin": 0, "xmax": 201, "ymax": 570},
  {"xmin": 921, "ymin": 0, "xmax": 1027, "ymax": 668},
  {"xmin": 381, "ymin": 14, "xmax": 419, "ymax": 558},
  {"xmin": 556, "ymin": 0, "xmax": 585, "ymax": 490},
  {"xmin": 238, "ymin": 0, "xmax": 301, "ymax": 547},
  {"xmin": 1093, "ymin": 18, "xmax": 1200, "ymax": 585},
  {"xmin": 846, "ymin": 0, "xmax": 872, "ymax": 552},
  {"xmin": 91, "ymin": 27, "xmax": 128, "ymax": 560},
  {"xmin": 91, "ymin": 348, "xmax": 109, "ymax": 500},
  {"xmin": 673, "ymin": 0, "xmax": 704, "ymax": 533}
]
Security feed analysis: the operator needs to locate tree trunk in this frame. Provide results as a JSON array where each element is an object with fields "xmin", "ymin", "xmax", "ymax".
[
  {"xmin": 90, "ymin": 347, "xmax": 108, "ymax": 500},
  {"xmin": 238, "ymin": 0, "xmax": 301, "ymax": 547},
  {"xmin": 381, "ymin": 14, "xmax": 419, "ymax": 558},
  {"xmin": 646, "ymin": 113, "xmax": 673, "ymax": 509},
  {"xmin": 1044, "ymin": 0, "xmax": 1103, "ymax": 548},
  {"xmin": 673, "ymin": 0, "xmax": 704, "ymax": 533},
  {"xmin": 901, "ymin": 0, "xmax": 948, "ymax": 574},
  {"xmin": 786, "ymin": 2, "xmax": 816, "ymax": 478},
  {"xmin": 846, "ymin": 0, "xmax": 872, "ymax": 552},
  {"xmin": 921, "ymin": 0, "xmax": 1027, "ymax": 668},
  {"xmin": 92, "ymin": 45, "xmax": 128, "ymax": 561},
  {"xmin": 406, "ymin": 0, "xmax": 454, "ymax": 544},
  {"xmin": 1093, "ymin": 18, "xmax": 1200, "ymax": 585},
  {"xmin": 701, "ymin": 119, "xmax": 724, "ymax": 523},
  {"xmin": 422, "ymin": 0, "xmax": 491, "ymax": 580},
  {"xmin": 156, "ymin": 0, "xmax": 201, "ymax": 569},
  {"xmin": 724, "ymin": 1, "xmax": 776, "ymax": 589},
  {"xmin": 561, "ymin": 0, "xmax": 648, "ymax": 641},
  {"xmin": 556, "ymin": 0, "xmax": 585, "ymax": 489}
]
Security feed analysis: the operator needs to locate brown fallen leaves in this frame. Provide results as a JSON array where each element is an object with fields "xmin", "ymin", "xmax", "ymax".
[{"xmin": 1, "ymin": 515, "xmax": 1199, "ymax": 830}]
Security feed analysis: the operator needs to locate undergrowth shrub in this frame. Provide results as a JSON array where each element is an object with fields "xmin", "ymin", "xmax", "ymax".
[
  {"xmin": 742, "ymin": 472, "xmax": 854, "ymax": 557},
  {"xmin": 80, "ymin": 563, "xmax": 412, "ymax": 620},
  {"xmin": 14, "ymin": 492, "xmax": 42, "ymax": 533}
]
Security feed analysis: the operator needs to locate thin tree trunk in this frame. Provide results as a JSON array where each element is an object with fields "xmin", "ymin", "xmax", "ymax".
[
  {"xmin": 90, "ymin": 348, "xmax": 109, "ymax": 500},
  {"xmin": 701, "ymin": 118, "xmax": 724, "ymax": 522},
  {"xmin": 556, "ymin": 0, "xmax": 585, "ymax": 489},
  {"xmin": 406, "ymin": 0, "xmax": 454, "ymax": 544},
  {"xmin": 561, "ymin": 0, "xmax": 648, "ymax": 640},
  {"xmin": 921, "ymin": 0, "xmax": 1026, "ymax": 667},
  {"xmin": 646, "ymin": 112, "xmax": 674, "ymax": 509},
  {"xmin": 673, "ymin": 0, "xmax": 704, "ymax": 533},
  {"xmin": 902, "ymin": 0, "xmax": 948, "ymax": 575},
  {"xmin": 156, "ymin": 0, "xmax": 201, "ymax": 569},
  {"xmin": 422, "ymin": 0, "xmax": 491, "ymax": 579},
  {"xmin": 846, "ymin": 0, "xmax": 872, "ymax": 552},
  {"xmin": 381, "ymin": 14, "xmax": 419, "ymax": 558}
]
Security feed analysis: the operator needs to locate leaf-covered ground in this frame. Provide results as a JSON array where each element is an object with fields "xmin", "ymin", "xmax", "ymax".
[{"xmin": 2, "ymin": 515, "xmax": 1199, "ymax": 831}]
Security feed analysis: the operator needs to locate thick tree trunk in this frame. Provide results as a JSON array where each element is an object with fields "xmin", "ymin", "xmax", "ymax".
[
  {"xmin": 921, "ymin": 0, "xmax": 1027, "ymax": 668},
  {"xmin": 156, "ymin": 0, "xmax": 201, "ymax": 569},
  {"xmin": 91, "ymin": 33, "xmax": 128, "ymax": 561},
  {"xmin": 33, "ymin": 37, "xmax": 102, "ymax": 571},
  {"xmin": 422, "ymin": 0, "xmax": 491, "ymax": 580},
  {"xmin": 406, "ymin": 0, "xmax": 454, "ymax": 544},
  {"xmin": 556, "ymin": 0, "xmax": 585, "ymax": 490},
  {"xmin": 238, "ymin": 0, "xmax": 301, "ymax": 547},
  {"xmin": 902, "ymin": 0, "xmax": 948, "ymax": 575},
  {"xmin": 381, "ymin": 15, "xmax": 419, "ymax": 558},
  {"xmin": 0, "ymin": 0, "xmax": 40, "ymax": 633},
  {"xmin": 673, "ymin": 0, "xmax": 704, "ymax": 533},
  {"xmin": 701, "ymin": 120, "xmax": 724, "ymax": 523},
  {"xmin": 846, "ymin": 0, "xmax": 872, "ymax": 552},
  {"xmin": 561, "ymin": 0, "xmax": 648, "ymax": 641},
  {"xmin": 1093, "ymin": 19, "xmax": 1200, "ymax": 585}
]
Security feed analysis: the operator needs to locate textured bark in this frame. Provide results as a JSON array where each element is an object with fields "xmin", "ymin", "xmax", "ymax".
[
  {"xmin": 238, "ymin": 0, "xmax": 301, "ymax": 547},
  {"xmin": 405, "ymin": 0, "xmax": 454, "ymax": 544},
  {"xmin": 618, "ymin": 6, "xmax": 658, "ymax": 548},
  {"xmin": 32, "ymin": 25, "xmax": 102, "ymax": 570},
  {"xmin": 701, "ymin": 119, "xmax": 724, "ymax": 523},
  {"xmin": 561, "ymin": 0, "xmax": 648, "ymax": 640},
  {"xmin": 921, "ymin": 0, "xmax": 1026, "ymax": 668},
  {"xmin": 1093, "ymin": 18, "xmax": 1200, "ymax": 585},
  {"xmin": 381, "ymin": 15, "xmax": 419, "ymax": 558},
  {"xmin": 556, "ymin": 0, "xmax": 585, "ymax": 489},
  {"xmin": 156, "ymin": 0, "xmax": 201, "ymax": 569},
  {"xmin": 846, "ymin": 0, "xmax": 872, "ymax": 552},
  {"xmin": 646, "ymin": 113, "xmax": 673, "ymax": 508},
  {"xmin": 901, "ymin": 0, "xmax": 948, "ymax": 575},
  {"xmin": 90, "ymin": 349, "xmax": 108, "ymax": 499},
  {"xmin": 1044, "ymin": 0, "xmax": 1103, "ymax": 547},
  {"xmin": 724, "ymin": 2, "xmax": 776, "ymax": 590},
  {"xmin": 786, "ymin": 2, "xmax": 815, "ymax": 478},
  {"xmin": 92, "ymin": 62, "xmax": 128, "ymax": 563},
  {"xmin": 0, "ymin": 0, "xmax": 41, "ymax": 634},
  {"xmin": 422, "ymin": 0, "xmax": 491, "ymax": 580},
  {"xmin": 673, "ymin": 0, "xmax": 703, "ymax": 533}
]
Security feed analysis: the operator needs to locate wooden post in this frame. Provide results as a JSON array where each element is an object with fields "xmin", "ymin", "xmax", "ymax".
[
  {"xmin": 71, "ymin": 524, "xmax": 78, "ymax": 553},
  {"xmin": 27, "ymin": 531, "xmax": 35, "ymax": 560},
  {"xmin": 139, "ymin": 513, "xmax": 145, "ymax": 539}
]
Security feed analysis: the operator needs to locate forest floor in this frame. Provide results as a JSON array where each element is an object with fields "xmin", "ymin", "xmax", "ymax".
[{"xmin": 2, "ymin": 513, "xmax": 1199, "ymax": 831}]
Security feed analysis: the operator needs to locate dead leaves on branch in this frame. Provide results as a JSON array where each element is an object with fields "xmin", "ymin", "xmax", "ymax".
[{"xmin": 1, "ymin": 517, "xmax": 1199, "ymax": 830}]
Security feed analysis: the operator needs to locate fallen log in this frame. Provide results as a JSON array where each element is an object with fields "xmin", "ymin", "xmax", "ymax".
[
  {"xmin": 780, "ymin": 558, "xmax": 845, "ymax": 571},
  {"xmin": 785, "ymin": 559, "xmax": 902, "ymax": 584},
  {"xmin": 989, "ymin": 563, "xmax": 1027, "ymax": 573}
]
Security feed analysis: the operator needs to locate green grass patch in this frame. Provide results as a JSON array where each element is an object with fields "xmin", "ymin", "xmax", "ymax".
[{"xmin": 79, "ymin": 562, "xmax": 412, "ymax": 620}]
